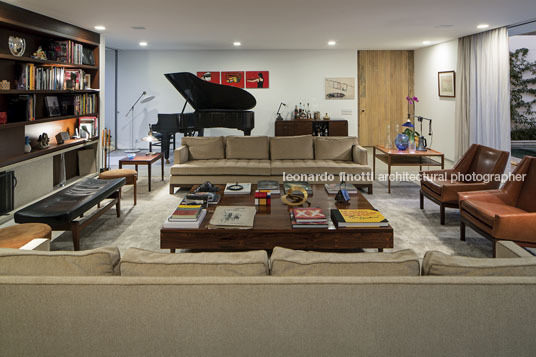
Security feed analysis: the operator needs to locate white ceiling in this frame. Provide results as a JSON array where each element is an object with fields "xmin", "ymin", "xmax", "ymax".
[{"xmin": 4, "ymin": 0, "xmax": 536, "ymax": 50}]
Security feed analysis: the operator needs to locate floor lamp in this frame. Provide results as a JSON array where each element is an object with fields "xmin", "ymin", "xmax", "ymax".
[{"xmin": 125, "ymin": 91, "xmax": 155, "ymax": 153}]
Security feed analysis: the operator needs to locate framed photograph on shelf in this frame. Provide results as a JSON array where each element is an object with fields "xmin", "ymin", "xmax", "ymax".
[
  {"xmin": 44, "ymin": 96, "xmax": 61, "ymax": 117},
  {"xmin": 438, "ymin": 71, "xmax": 455, "ymax": 97}
]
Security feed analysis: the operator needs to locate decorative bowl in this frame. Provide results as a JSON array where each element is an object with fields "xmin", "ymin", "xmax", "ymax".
[{"xmin": 395, "ymin": 133, "xmax": 409, "ymax": 151}]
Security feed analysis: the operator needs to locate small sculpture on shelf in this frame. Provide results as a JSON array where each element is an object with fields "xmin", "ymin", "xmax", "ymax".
[
  {"xmin": 255, "ymin": 190, "xmax": 272, "ymax": 206},
  {"xmin": 24, "ymin": 136, "xmax": 32, "ymax": 153},
  {"xmin": 0, "ymin": 80, "xmax": 10, "ymax": 90},
  {"xmin": 37, "ymin": 133, "xmax": 50, "ymax": 149},
  {"xmin": 31, "ymin": 46, "xmax": 47, "ymax": 60}
]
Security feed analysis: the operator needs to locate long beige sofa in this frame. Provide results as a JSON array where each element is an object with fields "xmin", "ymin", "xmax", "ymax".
[
  {"xmin": 170, "ymin": 135, "xmax": 373, "ymax": 193},
  {"xmin": 1, "ymin": 241, "xmax": 536, "ymax": 356}
]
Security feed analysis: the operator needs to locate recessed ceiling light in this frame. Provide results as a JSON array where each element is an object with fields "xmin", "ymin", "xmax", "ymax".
[
  {"xmin": 94, "ymin": 25, "xmax": 106, "ymax": 31},
  {"xmin": 139, "ymin": 41, "xmax": 148, "ymax": 47},
  {"xmin": 422, "ymin": 41, "xmax": 431, "ymax": 45},
  {"xmin": 328, "ymin": 40, "xmax": 336, "ymax": 46},
  {"xmin": 477, "ymin": 24, "xmax": 489, "ymax": 29},
  {"xmin": 233, "ymin": 41, "xmax": 241, "ymax": 47},
  {"xmin": 131, "ymin": 26, "xmax": 146, "ymax": 30}
]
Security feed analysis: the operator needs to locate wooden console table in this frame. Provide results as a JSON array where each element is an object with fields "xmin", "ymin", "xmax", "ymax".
[
  {"xmin": 275, "ymin": 120, "xmax": 348, "ymax": 136},
  {"xmin": 373, "ymin": 145, "xmax": 444, "ymax": 193}
]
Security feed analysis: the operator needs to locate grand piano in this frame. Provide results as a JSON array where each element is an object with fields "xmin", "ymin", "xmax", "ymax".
[{"xmin": 151, "ymin": 72, "xmax": 256, "ymax": 162}]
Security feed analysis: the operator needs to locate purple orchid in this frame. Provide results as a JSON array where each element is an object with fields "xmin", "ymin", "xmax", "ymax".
[{"xmin": 406, "ymin": 96, "xmax": 419, "ymax": 104}]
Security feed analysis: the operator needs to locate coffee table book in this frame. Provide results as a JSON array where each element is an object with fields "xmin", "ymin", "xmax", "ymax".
[
  {"xmin": 331, "ymin": 209, "xmax": 389, "ymax": 228},
  {"xmin": 283, "ymin": 182, "xmax": 313, "ymax": 194},
  {"xmin": 290, "ymin": 211, "xmax": 328, "ymax": 229},
  {"xmin": 224, "ymin": 183, "xmax": 252, "ymax": 195},
  {"xmin": 208, "ymin": 206, "xmax": 256, "ymax": 229},
  {"xmin": 257, "ymin": 180, "xmax": 281, "ymax": 194},
  {"xmin": 163, "ymin": 210, "xmax": 207, "ymax": 229},
  {"xmin": 169, "ymin": 205, "xmax": 202, "ymax": 221},
  {"xmin": 325, "ymin": 183, "xmax": 358, "ymax": 195},
  {"xmin": 292, "ymin": 207, "xmax": 327, "ymax": 223}
]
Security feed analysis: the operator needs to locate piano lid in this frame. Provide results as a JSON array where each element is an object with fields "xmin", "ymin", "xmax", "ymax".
[{"xmin": 164, "ymin": 72, "xmax": 256, "ymax": 111}]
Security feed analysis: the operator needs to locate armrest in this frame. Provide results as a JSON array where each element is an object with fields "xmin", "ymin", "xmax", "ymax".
[
  {"xmin": 493, "ymin": 213, "xmax": 536, "ymax": 243},
  {"xmin": 458, "ymin": 190, "xmax": 505, "ymax": 203},
  {"xmin": 496, "ymin": 241, "xmax": 534, "ymax": 258},
  {"xmin": 352, "ymin": 145, "xmax": 368, "ymax": 165},
  {"xmin": 421, "ymin": 169, "xmax": 454, "ymax": 179},
  {"xmin": 174, "ymin": 146, "xmax": 189, "ymax": 164}
]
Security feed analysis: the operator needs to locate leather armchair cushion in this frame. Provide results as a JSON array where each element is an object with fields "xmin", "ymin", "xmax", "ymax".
[
  {"xmin": 270, "ymin": 246, "xmax": 420, "ymax": 276},
  {"xmin": 314, "ymin": 136, "xmax": 358, "ymax": 161},
  {"xmin": 182, "ymin": 136, "xmax": 225, "ymax": 160},
  {"xmin": 461, "ymin": 199, "xmax": 526, "ymax": 227},
  {"xmin": 121, "ymin": 248, "xmax": 269, "ymax": 276},
  {"xmin": 422, "ymin": 250, "xmax": 536, "ymax": 276}
]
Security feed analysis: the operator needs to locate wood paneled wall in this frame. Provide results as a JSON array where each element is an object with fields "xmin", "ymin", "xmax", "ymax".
[{"xmin": 358, "ymin": 50, "xmax": 414, "ymax": 146}]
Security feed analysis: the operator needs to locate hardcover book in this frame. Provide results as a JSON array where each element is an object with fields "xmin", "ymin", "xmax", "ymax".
[
  {"xmin": 331, "ymin": 209, "xmax": 389, "ymax": 228},
  {"xmin": 257, "ymin": 180, "xmax": 280, "ymax": 194},
  {"xmin": 208, "ymin": 206, "xmax": 256, "ymax": 229},
  {"xmin": 290, "ymin": 211, "xmax": 328, "ymax": 228},
  {"xmin": 324, "ymin": 183, "xmax": 358, "ymax": 195},
  {"xmin": 224, "ymin": 183, "xmax": 252, "ymax": 195},
  {"xmin": 169, "ymin": 205, "xmax": 203, "ymax": 221},
  {"xmin": 283, "ymin": 181, "xmax": 313, "ymax": 194},
  {"xmin": 292, "ymin": 207, "xmax": 327, "ymax": 223},
  {"xmin": 163, "ymin": 209, "xmax": 207, "ymax": 228}
]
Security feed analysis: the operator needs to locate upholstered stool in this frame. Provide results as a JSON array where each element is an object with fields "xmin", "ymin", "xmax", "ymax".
[
  {"xmin": 99, "ymin": 169, "xmax": 138, "ymax": 205},
  {"xmin": 0, "ymin": 223, "xmax": 52, "ymax": 250}
]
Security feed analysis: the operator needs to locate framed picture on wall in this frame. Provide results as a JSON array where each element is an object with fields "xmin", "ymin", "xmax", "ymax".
[
  {"xmin": 325, "ymin": 77, "xmax": 355, "ymax": 100},
  {"xmin": 438, "ymin": 71, "xmax": 455, "ymax": 97}
]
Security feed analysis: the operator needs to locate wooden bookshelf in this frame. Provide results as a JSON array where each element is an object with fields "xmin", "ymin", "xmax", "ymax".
[{"xmin": 0, "ymin": 2, "xmax": 101, "ymax": 213}]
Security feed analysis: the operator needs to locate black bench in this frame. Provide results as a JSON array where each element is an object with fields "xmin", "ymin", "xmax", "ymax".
[{"xmin": 14, "ymin": 178, "xmax": 125, "ymax": 250}]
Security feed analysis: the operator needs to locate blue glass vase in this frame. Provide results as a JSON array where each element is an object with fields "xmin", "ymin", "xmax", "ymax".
[{"xmin": 395, "ymin": 133, "xmax": 409, "ymax": 151}]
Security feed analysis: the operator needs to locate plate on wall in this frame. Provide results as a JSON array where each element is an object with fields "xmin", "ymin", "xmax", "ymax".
[{"xmin": 9, "ymin": 36, "xmax": 26, "ymax": 57}]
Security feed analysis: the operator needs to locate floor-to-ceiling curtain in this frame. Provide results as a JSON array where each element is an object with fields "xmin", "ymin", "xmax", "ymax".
[{"xmin": 455, "ymin": 27, "xmax": 511, "ymax": 160}]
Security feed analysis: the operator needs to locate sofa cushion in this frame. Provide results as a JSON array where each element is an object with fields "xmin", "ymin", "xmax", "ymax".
[
  {"xmin": 314, "ymin": 136, "xmax": 358, "ymax": 161},
  {"xmin": 270, "ymin": 247, "xmax": 420, "ymax": 276},
  {"xmin": 0, "ymin": 246, "xmax": 120, "ymax": 276},
  {"xmin": 271, "ymin": 159, "xmax": 371, "ymax": 178},
  {"xmin": 270, "ymin": 135, "xmax": 314, "ymax": 160},
  {"xmin": 422, "ymin": 251, "xmax": 536, "ymax": 276},
  {"xmin": 226, "ymin": 136, "xmax": 269, "ymax": 160},
  {"xmin": 181, "ymin": 136, "xmax": 225, "ymax": 160},
  {"xmin": 171, "ymin": 159, "xmax": 271, "ymax": 176},
  {"xmin": 121, "ymin": 248, "xmax": 269, "ymax": 276}
]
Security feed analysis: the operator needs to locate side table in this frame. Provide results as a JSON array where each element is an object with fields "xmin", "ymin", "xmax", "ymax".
[{"xmin": 119, "ymin": 153, "xmax": 164, "ymax": 192}]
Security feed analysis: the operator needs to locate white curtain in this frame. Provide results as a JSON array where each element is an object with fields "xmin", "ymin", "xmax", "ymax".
[{"xmin": 455, "ymin": 27, "xmax": 511, "ymax": 160}]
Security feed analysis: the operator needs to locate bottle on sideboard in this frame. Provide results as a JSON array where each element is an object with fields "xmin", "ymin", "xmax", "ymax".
[{"xmin": 294, "ymin": 105, "xmax": 298, "ymax": 119}]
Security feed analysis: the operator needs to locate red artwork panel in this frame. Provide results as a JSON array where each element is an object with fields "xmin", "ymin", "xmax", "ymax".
[
  {"xmin": 197, "ymin": 71, "xmax": 220, "ymax": 84},
  {"xmin": 221, "ymin": 71, "xmax": 245, "ymax": 88},
  {"xmin": 246, "ymin": 71, "xmax": 269, "ymax": 89}
]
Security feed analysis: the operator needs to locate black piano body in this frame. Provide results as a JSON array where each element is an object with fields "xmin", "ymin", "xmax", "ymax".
[{"xmin": 151, "ymin": 72, "xmax": 256, "ymax": 161}]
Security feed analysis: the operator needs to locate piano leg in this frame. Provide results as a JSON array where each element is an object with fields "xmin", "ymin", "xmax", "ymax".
[
  {"xmin": 197, "ymin": 128, "xmax": 204, "ymax": 137},
  {"xmin": 161, "ymin": 135, "xmax": 171, "ymax": 164},
  {"xmin": 243, "ymin": 129, "xmax": 252, "ymax": 136}
]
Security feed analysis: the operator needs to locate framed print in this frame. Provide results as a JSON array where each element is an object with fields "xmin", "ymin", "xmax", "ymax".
[
  {"xmin": 246, "ymin": 71, "xmax": 269, "ymax": 88},
  {"xmin": 221, "ymin": 71, "xmax": 244, "ymax": 88},
  {"xmin": 438, "ymin": 71, "xmax": 455, "ymax": 97},
  {"xmin": 325, "ymin": 77, "xmax": 355, "ymax": 100},
  {"xmin": 197, "ymin": 71, "xmax": 220, "ymax": 84},
  {"xmin": 44, "ymin": 96, "xmax": 61, "ymax": 117}
]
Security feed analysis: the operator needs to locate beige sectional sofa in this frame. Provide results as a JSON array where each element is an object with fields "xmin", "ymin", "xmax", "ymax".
[
  {"xmin": 1, "ymin": 241, "xmax": 536, "ymax": 356},
  {"xmin": 170, "ymin": 135, "xmax": 373, "ymax": 193}
]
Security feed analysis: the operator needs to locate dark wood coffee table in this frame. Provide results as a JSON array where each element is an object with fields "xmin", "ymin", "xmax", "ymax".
[
  {"xmin": 119, "ymin": 152, "xmax": 164, "ymax": 192},
  {"xmin": 161, "ymin": 184, "xmax": 393, "ymax": 252}
]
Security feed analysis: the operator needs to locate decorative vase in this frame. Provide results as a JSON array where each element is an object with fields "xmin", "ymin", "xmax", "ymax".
[
  {"xmin": 24, "ymin": 136, "xmax": 31, "ymax": 153},
  {"xmin": 395, "ymin": 133, "xmax": 409, "ymax": 151},
  {"xmin": 408, "ymin": 140, "xmax": 417, "ymax": 153}
]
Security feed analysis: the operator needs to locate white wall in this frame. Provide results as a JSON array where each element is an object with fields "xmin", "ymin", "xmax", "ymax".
[
  {"xmin": 414, "ymin": 40, "xmax": 458, "ymax": 161},
  {"xmin": 116, "ymin": 50, "xmax": 358, "ymax": 149}
]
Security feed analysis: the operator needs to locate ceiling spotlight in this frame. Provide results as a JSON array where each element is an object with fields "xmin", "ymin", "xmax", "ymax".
[
  {"xmin": 422, "ymin": 41, "xmax": 431, "ymax": 45},
  {"xmin": 233, "ymin": 41, "xmax": 241, "ymax": 47},
  {"xmin": 328, "ymin": 41, "xmax": 336, "ymax": 46},
  {"xmin": 94, "ymin": 25, "xmax": 106, "ymax": 31},
  {"xmin": 139, "ymin": 41, "xmax": 148, "ymax": 47},
  {"xmin": 477, "ymin": 24, "xmax": 489, "ymax": 29}
]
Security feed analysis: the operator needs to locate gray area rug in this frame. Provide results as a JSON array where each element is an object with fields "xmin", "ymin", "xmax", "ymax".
[{"xmin": 51, "ymin": 170, "xmax": 492, "ymax": 258}]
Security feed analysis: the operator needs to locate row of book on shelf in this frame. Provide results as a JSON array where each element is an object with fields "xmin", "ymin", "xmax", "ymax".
[
  {"xmin": 19, "ymin": 64, "xmax": 92, "ymax": 91},
  {"xmin": 48, "ymin": 40, "xmax": 88, "ymax": 65}
]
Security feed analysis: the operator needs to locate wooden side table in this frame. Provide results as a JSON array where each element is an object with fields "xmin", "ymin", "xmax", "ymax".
[
  {"xmin": 373, "ymin": 145, "xmax": 444, "ymax": 193},
  {"xmin": 119, "ymin": 153, "xmax": 164, "ymax": 192}
]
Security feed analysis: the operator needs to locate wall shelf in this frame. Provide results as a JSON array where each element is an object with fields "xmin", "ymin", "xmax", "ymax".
[
  {"xmin": 0, "ymin": 54, "xmax": 98, "ymax": 69},
  {"xmin": 0, "ymin": 113, "xmax": 99, "ymax": 130}
]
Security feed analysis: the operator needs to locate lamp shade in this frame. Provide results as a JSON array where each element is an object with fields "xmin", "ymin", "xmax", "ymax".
[{"xmin": 402, "ymin": 119, "xmax": 414, "ymax": 128}]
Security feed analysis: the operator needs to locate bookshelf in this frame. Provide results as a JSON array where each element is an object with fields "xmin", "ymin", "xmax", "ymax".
[{"xmin": 0, "ymin": 2, "xmax": 101, "ymax": 216}]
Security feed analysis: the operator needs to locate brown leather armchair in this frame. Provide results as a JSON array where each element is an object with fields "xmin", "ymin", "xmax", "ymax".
[
  {"xmin": 459, "ymin": 156, "xmax": 536, "ymax": 257},
  {"xmin": 420, "ymin": 144, "xmax": 509, "ymax": 224}
]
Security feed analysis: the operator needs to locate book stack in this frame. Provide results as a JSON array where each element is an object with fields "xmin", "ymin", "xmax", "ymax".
[
  {"xmin": 257, "ymin": 180, "xmax": 280, "ymax": 194},
  {"xmin": 224, "ymin": 183, "xmax": 251, "ymax": 195},
  {"xmin": 254, "ymin": 190, "xmax": 271, "ymax": 206},
  {"xmin": 325, "ymin": 183, "xmax": 358, "ymax": 195},
  {"xmin": 183, "ymin": 192, "xmax": 221, "ymax": 206},
  {"xmin": 330, "ymin": 209, "xmax": 389, "ymax": 228},
  {"xmin": 290, "ymin": 207, "xmax": 328, "ymax": 228},
  {"xmin": 162, "ymin": 205, "xmax": 207, "ymax": 229},
  {"xmin": 283, "ymin": 181, "xmax": 313, "ymax": 195}
]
